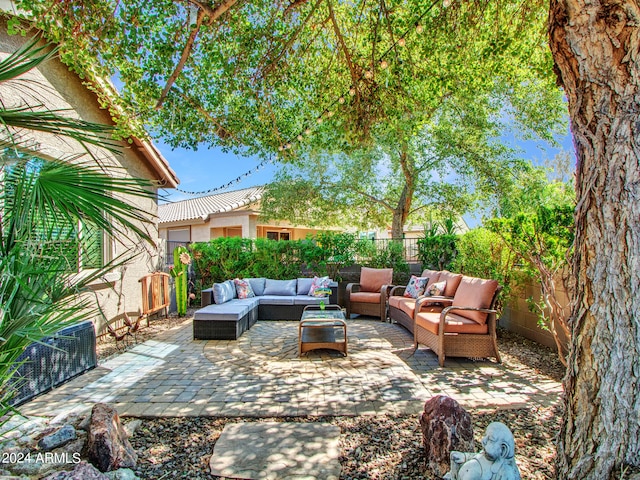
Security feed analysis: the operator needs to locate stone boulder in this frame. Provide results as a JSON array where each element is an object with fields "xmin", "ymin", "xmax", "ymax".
[
  {"xmin": 420, "ymin": 395, "xmax": 474, "ymax": 478},
  {"xmin": 41, "ymin": 461, "xmax": 109, "ymax": 479},
  {"xmin": 38, "ymin": 425, "xmax": 77, "ymax": 451},
  {"xmin": 87, "ymin": 404, "xmax": 137, "ymax": 472}
]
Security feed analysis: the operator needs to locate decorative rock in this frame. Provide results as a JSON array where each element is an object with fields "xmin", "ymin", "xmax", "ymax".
[
  {"xmin": 123, "ymin": 420, "xmax": 142, "ymax": 438},
  {"xmin": 105, "ymin": 468, "xmax": 139, "ymax": 480},
  {"xmin": 420, "ymin": 395, "xmax": 475, "ymax": 478},
  {"xmin": 41, "ymin": 461, "xmax": 109, "ymax": 480},
  {"xmin": 87, "ymin": 404, "xmax": 137, "ymax": 472},
  {"xmin": 38, "ymin": 425, "xmax": 77, "ymax": 451},
  {"xmin": 444, "ymin": 422, "xmax": 521, "ymax": 480}
]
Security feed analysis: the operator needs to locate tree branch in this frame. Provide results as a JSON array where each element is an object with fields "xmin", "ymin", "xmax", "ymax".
[
  {"xmin": 327, "ymin": 0, "xmax": 359, "ymax": 88},
  {"xmin": 156, "ymin": 8, "xmax": 205, "ymax": 110},
  {"xmin": 284, "ymin": 0, "xmax": 310, "ymax": 15},
  {"xmin": 260, "ymin": 0, "xmax": 323, "ymax": 78},
  {"xmin": 188, "ymin": 0, "xmax": 238, "ymax": 25}
]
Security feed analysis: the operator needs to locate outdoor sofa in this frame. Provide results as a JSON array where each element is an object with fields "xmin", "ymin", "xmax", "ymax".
[
  {"xmin": 388, "ymin": 269, "xmax": 502, "ymax": 366},
  {"xmin": 195, "ymin": 277, "xmax": 337, "ymax": 340}
]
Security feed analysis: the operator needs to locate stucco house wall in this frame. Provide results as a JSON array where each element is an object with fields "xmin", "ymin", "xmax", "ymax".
[
  {"xmin": 0, "ymin": 23, "xmax": 179, "ymax": 334},
  {"xmin": 158, "ymin": 187, "xmax": 332, "ymax": 252}
]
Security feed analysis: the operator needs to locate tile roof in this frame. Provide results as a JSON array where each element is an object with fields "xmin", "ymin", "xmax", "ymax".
[{"xmin": 159, "ymin": 186, "xmax": 264, "ymax": 224}]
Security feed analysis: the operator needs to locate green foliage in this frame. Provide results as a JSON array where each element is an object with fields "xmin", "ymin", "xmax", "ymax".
[
  {"xmin": 190, "ymin": 237, "xmax": 253, "ymax": 286},
  {"xmin": 190, "ymin": 232, "xmax": 412, "ymax": 288},
  {"xmin": 451, "ymin": 228, "xmax": 526, "ymax": 313},
  {"xmin": 360, "ymin": 240, "xmax": 410, "ymax": 278},
  {"xmin": 417, "ymin": 233, "xmax": 458, "ymax": 271}
]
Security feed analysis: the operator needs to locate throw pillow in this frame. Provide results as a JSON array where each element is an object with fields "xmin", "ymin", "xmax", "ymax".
[
  {"xmin": 403, "ymin": 275, "xmax": 429, "ymax": 299},
  {"xmin": 308, "ymin": 276, "xmax": 331, "ymax": 297},
  {"xmin": 234, "ymin": 278, "xmax": 255, "ymax": 299},
  {"xmin": 426, "ymin": 280, "xmax": 447, "ymax": 296},
  {"xmin": 263, "ymin": 279, "xmax": 297, "ymax": 296}
]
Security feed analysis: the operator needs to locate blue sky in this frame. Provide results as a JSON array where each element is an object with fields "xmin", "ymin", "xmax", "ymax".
[{"xmin": 156, "ymin": 127, "xmax": 576, "ymax": 206}]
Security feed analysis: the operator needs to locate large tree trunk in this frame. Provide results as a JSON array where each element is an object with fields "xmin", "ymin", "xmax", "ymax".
[
  {"xmin": 549, "ymin": 1, "xmax": 640, "ymax": 479},
  {"xmin": 390, "ymin": 183, "xmax": 411, "ymax": 240}
]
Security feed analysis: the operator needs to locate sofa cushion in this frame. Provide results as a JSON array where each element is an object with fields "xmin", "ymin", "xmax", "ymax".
[
  {"xmin": 293, "ymin": 295, "xmax": 327, "ymax": 305},
  {"xmin": 194, "ymin": 302, "xmax": 250, "ymax": 321},
  {"xmin": 438, "ymin": 271, "xmax": 463, "ymax": 297},
  {"xmin": 264, "ymin": 279, "xmax": 297, "ymax": 296},
  {"xmin": 297, "ymin": 278, "xmax": 314, "ymax": 295},
  {"xmin": 415, "ymin": 311, "xmax": 489, "ymax": 335},
  {"xmin": 350, "ymin": 291, "xmax": 381, "ymax": 304},
  {"xmin": 258, "ymin": 295, "xmax": 296, "ymax": 305},
  {"xmin": 232, "ymin": 297, "xmax": 261, "ymax": 309},
  {"xmin": 360, "ymin": 267, "xmax": 393, "ymax": 293},
  {"xmin": 452, "ymin": 276, "xmax": 500, "ymax": 324},
  {"xmin": 389, "ymin": 296, "xmax": 418, "ymax": 318},
  {"xmin": 404, "ymin": 275, "xmax": 429, "ymax": 298},
  {"xmin": 308, "ymin": 276, "xmax": 331, "ymax": 296},
  {"xmin": 246, "ymin": 277, "xmax": 266, "ymax": 296},
  {"xmin": 421, "ymin": 269, "xmax": 440, "ymax": 284},
  {"xmin": 213, "ymin": 281, "xmax": 236, "ymax": 304},
  {"xmin": 234, "ymin": 278, "xmax": 255, "ymax": 299}
]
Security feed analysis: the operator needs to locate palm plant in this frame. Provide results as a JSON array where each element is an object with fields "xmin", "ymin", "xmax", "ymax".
[{"xmin": 0, "ymin": 39, "xmax": 157, "ymax": 418}]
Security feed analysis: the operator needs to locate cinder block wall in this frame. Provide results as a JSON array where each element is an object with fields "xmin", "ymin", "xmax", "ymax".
[{"xmin": 499, "ymin": 276, "xmax": 570, "ymax": 349}]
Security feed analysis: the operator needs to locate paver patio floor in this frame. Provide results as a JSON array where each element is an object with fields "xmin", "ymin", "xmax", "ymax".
[{"xmin": 19, "ymin": 318, "xmax": 562, "ymax": 419}]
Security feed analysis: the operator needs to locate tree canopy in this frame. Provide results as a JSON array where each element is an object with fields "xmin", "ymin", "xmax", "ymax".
[{"xmin": 13, "ymin": 0, "xmax": 565, "ymax": 158}]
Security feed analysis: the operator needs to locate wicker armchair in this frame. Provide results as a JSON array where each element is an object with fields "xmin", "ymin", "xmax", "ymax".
[
  {"xmin": 413, "ymin": 276, "xmax": 502, "ymax": 367},
  {"xmin": 345, "ymin": 267, "xmax": 394, "ymax": 319}
]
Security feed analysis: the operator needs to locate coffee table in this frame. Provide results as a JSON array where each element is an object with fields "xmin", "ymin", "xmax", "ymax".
[{"xmin": 299, "ymin": 305, "xmax": 347, "ymax": 356}]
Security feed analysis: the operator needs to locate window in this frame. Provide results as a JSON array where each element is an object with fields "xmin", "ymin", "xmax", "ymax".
[
  {"xmin": 36, "ymin": 218, "xmax": 106, "ymax": 271},
  {"xmin": 266, "ymin": 231, "xmax": 290, "ymax": 241}
]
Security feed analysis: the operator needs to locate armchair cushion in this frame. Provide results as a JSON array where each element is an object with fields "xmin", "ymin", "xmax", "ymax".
[
  {"xmin": 438, "ymin": 271, "xmax": 464, "ymax": 297},
  {"xmin": 360, "ymin": 267, "xmax": 393, "ymax": 293},
  {"xmin": 415, "ymin": 311, "xmax": 489, "ymax": 335},
  {"xmin": 452, "ymin": 276, "xmax": 499, "ymax": 324},
  {"xmin": 350, "ymin": 291, "xmax": 381, "ymax": 304},
  {"xmin": 404, "ymin": 275, "xmax": 429, "ymax": 298}
]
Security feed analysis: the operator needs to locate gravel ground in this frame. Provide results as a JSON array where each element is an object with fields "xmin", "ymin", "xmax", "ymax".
[{"xmin": 115, "ymin": 317, "xmax": 567, "ymax": 479}]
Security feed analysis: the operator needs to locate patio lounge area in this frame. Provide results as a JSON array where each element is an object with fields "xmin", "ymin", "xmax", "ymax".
[{"xmin": 18, "ymin": 317, "xmax": 562, "ymax": 419}]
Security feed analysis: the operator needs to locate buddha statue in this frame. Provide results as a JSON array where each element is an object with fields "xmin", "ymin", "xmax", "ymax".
[{"xmin": 444, "ymin": 422, "xmax": 521, "ymax": 480}]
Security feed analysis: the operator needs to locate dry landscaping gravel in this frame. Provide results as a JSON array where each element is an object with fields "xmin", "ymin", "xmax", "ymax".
[{"xmin": 105, "ymin": 315, "xmax": 567, "ymax": 479}]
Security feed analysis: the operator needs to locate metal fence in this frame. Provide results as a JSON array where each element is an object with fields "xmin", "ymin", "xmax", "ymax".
[{"xmin": 367, "ymin": 238, "xmax": 421, "ymax": 263}]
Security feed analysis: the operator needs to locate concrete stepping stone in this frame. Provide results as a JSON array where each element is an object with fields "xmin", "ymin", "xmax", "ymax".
[{"xmin": 209, "ymin": 422, "xmax": 341, "ymax": 479}]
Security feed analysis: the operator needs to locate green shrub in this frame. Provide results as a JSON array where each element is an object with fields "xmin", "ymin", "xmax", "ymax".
[
  {"xmin": 451, "ymin": 228, "xmax": 528, "ymax": 313},
  {"xmin": 417, "ymin": 233, "xmax": 458, "ymax": 270}
]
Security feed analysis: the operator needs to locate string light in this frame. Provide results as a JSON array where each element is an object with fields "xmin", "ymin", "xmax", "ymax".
[
  {"xmin": 349, "ymin": 87, "xmax": 356, "ymax": 96},
  {"xmin": 398, "ymin": 37, "xmax": 406, "ymax": 47},
  {"xmin": 416, "ymin": 24, "xmax": 424, "ymax": 34},
  {"xmin": 380, "ymin": 60, "xmax": 389, "ymax": 69},
  {"xmin": 174, "ymin": 157, "xmax": 273, "ymax": 197},
  {"xmin": 338, "ymin": 96, "xmax": 345, "ymax": 104},
  {"xmin": 364, "ymin": 70, "xmax": 373, "ymax": 79},
  {"xmin": 443, "ymin": 0, "xmax": 451, "ymax": 7}
]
